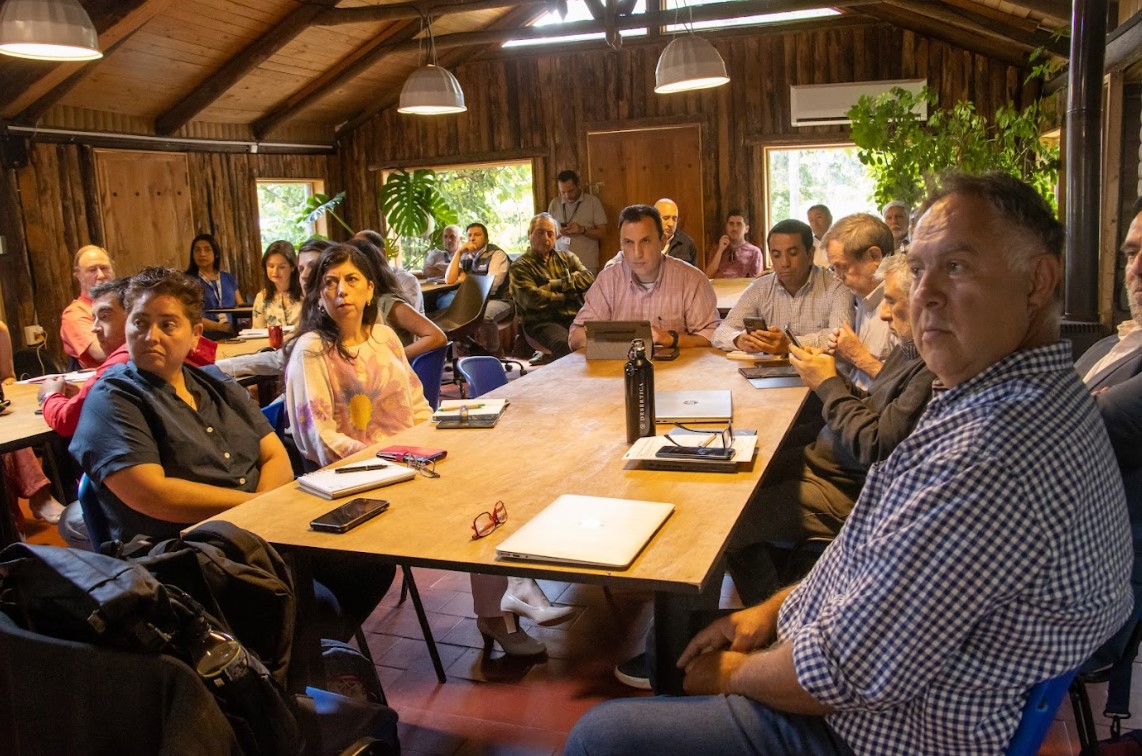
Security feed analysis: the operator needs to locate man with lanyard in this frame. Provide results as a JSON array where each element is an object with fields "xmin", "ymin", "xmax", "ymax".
[{"xmin": 547, "ymin": 169, "xmax": 607, "ymax": 273}]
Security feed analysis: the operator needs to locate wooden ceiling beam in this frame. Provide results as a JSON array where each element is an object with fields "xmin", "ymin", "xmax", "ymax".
[
  {"xmin": 880, "ymin": 0, "xmax": 1068, "ymax": 57},
  {"xmin": 153, "ymin": 0, "xmax": 340, "ymax": 135},
  {"xmin": 258, "ymin": 0, "xmax": 872, "ymax": 138},
  {"xmin": 316, "ymin": 0, "xmax": 550, "ymax": 26},
  {"xmin": 0, "ymin": 0, "xmax": 169, "ymax": 120},
  {"xmin": 1002, "ymin": 1, "xmax": 1073, "ymax": 26},
  {"xmin": 855, "ymin": 4, "xmax": 1030, "ymax": 67}
]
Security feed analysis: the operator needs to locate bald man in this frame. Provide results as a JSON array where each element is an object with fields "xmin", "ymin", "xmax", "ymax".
[
  {"xmin": 61, "ymin": 245, "xmax": 115, "ymax": 368},
  {"xmin": 656, "ymin": 198, "xmax": 700, "ymax": 266}
]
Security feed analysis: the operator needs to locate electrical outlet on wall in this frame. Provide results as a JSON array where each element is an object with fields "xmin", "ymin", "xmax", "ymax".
[{"xmin": 23, "ymin": 325, "xmax": 45, "ymax": 345}]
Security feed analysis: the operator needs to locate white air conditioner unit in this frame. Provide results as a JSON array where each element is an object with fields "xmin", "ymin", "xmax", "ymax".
[{"xmin": 790, "ymin": 79, "xmax": 927, "ymax": 127}]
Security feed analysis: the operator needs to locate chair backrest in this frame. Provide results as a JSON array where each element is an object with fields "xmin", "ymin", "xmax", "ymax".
[
  {"xmin": 429, "ymin": 275, "xmax": 495, "ymax": 338},
  {"xmin": 456, "ymin": 356, "xmax": 508, "ymax": 398},
  {"xmin": 261, "ymin": 397, "xmax": 288, "ymax": 435},
  {"xmin": 13, "ymin": 346, "xmax": 67, "ymax": 380},
  {"xmin": 1004, "ymin": 668, "xmax": 1078, "ymax": 756},
  {"xmin": 78, "ymin": 474, "xmax": 113, "ymax": 550},
  {"xmin": 410, "ymin": 343, "xmax": 450, "ymax": 409}
]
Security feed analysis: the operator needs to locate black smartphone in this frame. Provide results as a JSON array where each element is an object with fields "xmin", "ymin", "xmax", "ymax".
[
  {"xmin": 310, "ymin": 498, "xmax": 390, "ymax": 533},
  {"xmin": 782, "ymin": 325, "xmax": 803, "ymax": 350},
  {"xmin": 743, "ymin": 316, "xmax": 768, "ymax": 333},
  {"xmin": 653, "ymin": 345, "xmax": 680, "ymax": 361},
  {"xmin": 655, "ymin": 445, "xmax": 736, "ymax": 461}
]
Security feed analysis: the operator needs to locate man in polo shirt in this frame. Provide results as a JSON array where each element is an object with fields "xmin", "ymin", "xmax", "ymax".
[
  {"xmin": 566, "ymin": 172, "xmax": 1132, "ymax": 755},
  {"xmin": 712, "ymin": 219, "xmax": 851, "ymax": 354},
  {"xmin": 510, "ymin": 213, "xmax": 595, "ymax": 361},
  {"xmin": 705, "ymin": 210, "xmax": 765, "ymax": 279},
  {"xmin": 568, "ymin": 204, "xmax": 719, "ymax": 352},
  {"xmin": 548, "ymin": 169, "xmax": 608, "ymax": 273},
  {"xmin": 824, "ymin": 214, "xmax": 896, "ymax": 390},
  {"xmin": 60, "ymin": 245, "xmax": 115, "ymax": 368}
]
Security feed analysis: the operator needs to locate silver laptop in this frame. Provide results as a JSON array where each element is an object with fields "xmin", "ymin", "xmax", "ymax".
[
  {"xmin": 585, "ymin": 320, "xmax": 652, "ymax": 360},
  {"xmin": 655, "ymin": 390, "xmax": 733, "ymax": 423},
  {"xmin": 496, "ymin": 494, "xmax": 674, "ymax": 569}
]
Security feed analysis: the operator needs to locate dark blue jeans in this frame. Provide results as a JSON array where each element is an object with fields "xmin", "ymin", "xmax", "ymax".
[{"xmin": 564, "ymin": 695, "xmax": 853, "ymax": 756}]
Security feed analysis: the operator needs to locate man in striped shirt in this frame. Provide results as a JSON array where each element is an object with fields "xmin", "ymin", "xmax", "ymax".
[
  {"xmin": 509, "ymin": 213, "xmax": 595, "ymax": 360},
  {"xmin": 566, "ymin": 173, "xmax": 1132, "ymax": 755}
]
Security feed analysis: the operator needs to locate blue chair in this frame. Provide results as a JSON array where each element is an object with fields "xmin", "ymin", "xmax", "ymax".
[
  {"xmin": 78, "ymin": 474, "xmax": 112, "ymax": 551},
  {"xmin": 456, "ymin": 356, "xmax": 509, "ymax": 398},
  {"xmin": 410, "ymin": 343, "xmax": 449, "ymax": 410},
  {"xmin": 1004, "ymin": 668, "xmax": 1078, "ymax": 755}
]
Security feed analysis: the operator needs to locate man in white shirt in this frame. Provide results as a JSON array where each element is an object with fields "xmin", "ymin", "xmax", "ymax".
[
  {"xmin": 424, "ymin": 224, "xmax": 462, "ymax": 280},
  {"xmin": 807, "ymin": 204, "xmax": 832, "ymax": 268},
  {"xmin": 882, "ymin": 200, "xmax": 910, "ymax": 252},
  {"xmin": 824, "ymin": 214, "xmax": 896, "ymax": 390},
  {"xmin": 547, "ymin": 169, "xmax": 608, "ymax": 272}
]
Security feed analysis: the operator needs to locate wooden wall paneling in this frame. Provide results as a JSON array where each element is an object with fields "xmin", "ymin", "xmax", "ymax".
[{"xmin": 0, "ymin": 168, "xmax": 36, "ymax": 347}]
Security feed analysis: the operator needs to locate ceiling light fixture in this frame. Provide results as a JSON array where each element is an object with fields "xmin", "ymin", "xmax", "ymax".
[
  {"xmin": 654, "ymin": 34, "xmax": 728, "ymax": 94},
  {"xmin": 0, "ymin": 0, "xmax": 102, "ymax": 62},
  {"xmin": 398, "ymin": 12, "xmax": 466, "ymax": 115}
]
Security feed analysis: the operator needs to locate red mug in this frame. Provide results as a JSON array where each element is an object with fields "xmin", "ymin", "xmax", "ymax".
[{"xmin": 268, "ymin": 325, "xmax": 284, "ymax": 349}]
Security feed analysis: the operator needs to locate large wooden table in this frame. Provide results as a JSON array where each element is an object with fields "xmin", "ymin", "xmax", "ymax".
[
  {"xmin": 0, "ymin": 383, "xmax": 57, "ymax": 546},
  {"xmin": 215, "ymin": 336, "xmax": 271, "ymax": 359},
  {"xmin": 710, "ymin": 276, "xmax": 756, "ymax": 314},
  {"xmin": 208, "ymin": 348, "xmax": 807, "ymax": 692}
]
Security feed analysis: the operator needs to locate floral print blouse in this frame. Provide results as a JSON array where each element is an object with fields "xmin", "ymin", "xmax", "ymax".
[
  {"xmin": 251, "ymin": 290, "xmax": 302, "ymax": 328},
  {"xmin": 285, "ymin": 325, "xmax": 432, "ymax": 466}
]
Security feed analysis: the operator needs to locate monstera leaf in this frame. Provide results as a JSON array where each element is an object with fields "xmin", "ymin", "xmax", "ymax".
[
  {"xmin": 379, "ymin": 169, "xmax": 437, "ymax": 238},
  {"xmin": 296, "ymin": 191, "xmax": 353, "ymax": 234}
]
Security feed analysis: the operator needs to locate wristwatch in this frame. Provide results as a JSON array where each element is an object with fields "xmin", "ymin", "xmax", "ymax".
[{"xmin": 668, "ymin": 330, "xmax": 679, "ymax": 349}]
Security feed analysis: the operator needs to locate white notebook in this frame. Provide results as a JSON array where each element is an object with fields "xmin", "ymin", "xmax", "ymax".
[{"xmin": 297, "ymin": 463, "xmax": 416, "ymax": 499}]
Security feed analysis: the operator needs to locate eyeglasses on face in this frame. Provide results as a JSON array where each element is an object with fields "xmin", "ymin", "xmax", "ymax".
[{"xmin": 472, "ymin": 500, "xmax": 507, "ymax": 540}]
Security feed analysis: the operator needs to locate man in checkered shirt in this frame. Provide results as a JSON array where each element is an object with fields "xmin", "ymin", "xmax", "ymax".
[{"xmin": 566, "ymin": 173, "xmax": 1133, "ymax": 755}]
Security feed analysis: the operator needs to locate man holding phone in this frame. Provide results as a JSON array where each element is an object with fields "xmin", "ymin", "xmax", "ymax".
[{"xmin": 712, "ymin": 219, "xmax": 851, "ymax": 354}]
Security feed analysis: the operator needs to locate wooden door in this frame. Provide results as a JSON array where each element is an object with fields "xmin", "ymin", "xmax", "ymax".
[
  {"xmin": 586, "ymin": 126, "xmax": 705, "ymax": 268},
  {"xmin": 94, "ymin": 150, "xmax": 194, "ymax": 274}
]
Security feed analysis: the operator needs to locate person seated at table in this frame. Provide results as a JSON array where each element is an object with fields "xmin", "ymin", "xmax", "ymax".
[
  {"xmin": 568, "ymin": 204, "xmax": 720, "ymax": 352},
  {"xmin": 712, "ymin": 219, "xmax": 851, "ymax": 355},
  {"xmin": 251, "ymin": 240, "xmax": 302, "ymax": 329},
  {"xmin": 444, "ymin": 222, "xmax": 515, "ymax": 354},
  {"xmin": 61, "ymin": 244, "xmax": 115, "ymax": 369},
  {"xmin": 424, "ymin": 224, "xmax": 462, "ymax": 280},
  {"xmin": 186, "ymin": 233, "xmax": 244, "ymax": 340},
  {"xmin": 286, "ymin": 244, "xmax": 570, "ymax": 654},
  {"xmin": 353, "ymin": 229, "xmax": 424, "ymax": 313},
  {"xmin": 344, "ymin": 238, "xmax": 446, "ymax": 361},
  {"xmin": 704, "ymin": 210, "xmax": 765, "ymax": 279},
  {"xmin": 0, "ymin": 321, "xmax": 65, "ymax": 526},
  {"xmin": 566, "ymin": 172, "xmax": 1133, "ymax": 755},
  {"xmin": 510, "ymin": 212, "xmax": 594, "ymax": 362}
]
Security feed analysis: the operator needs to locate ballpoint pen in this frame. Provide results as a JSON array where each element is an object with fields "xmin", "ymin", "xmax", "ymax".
[{"xmin": 335, "ymin": 463, "xmax": 389, "ymax": 474}]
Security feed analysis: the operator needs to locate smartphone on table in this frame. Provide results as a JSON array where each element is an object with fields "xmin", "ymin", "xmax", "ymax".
[
  {"xmin": 310, "ymin": 498, "xmax": 390, "ymax": 533},
  {"xmin": 654, "ymin": 446, "xmax": 736, "ymax": 461}
]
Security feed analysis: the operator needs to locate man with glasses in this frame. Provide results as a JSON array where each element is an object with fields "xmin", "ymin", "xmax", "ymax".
[{"xmin": 61, "ymin": 245, "xmax": 115, "ymax": 368}]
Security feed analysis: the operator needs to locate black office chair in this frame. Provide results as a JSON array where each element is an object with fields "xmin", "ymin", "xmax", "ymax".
[
  {"xmin": 12, "ymin": 346, "xmax": 67, "ymax": 381},
  {"xmin": 430, "ymin": 275, "xmax": 494, "ymax": 393}
]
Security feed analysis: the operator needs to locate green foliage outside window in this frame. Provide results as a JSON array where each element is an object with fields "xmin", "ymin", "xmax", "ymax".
[
  {"xmin": 847, "ymin": 86, "xmax": 1059, "ymax": 210},
  {"xmin": 258, "ymin": 182, "xmax": 318, "ymax": 249}
]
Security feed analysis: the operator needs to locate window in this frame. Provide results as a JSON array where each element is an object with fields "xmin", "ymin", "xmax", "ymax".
[
  {"xmin": 661, "ymin": 0, "xmax": 837, "ymax": 33},
  {"xmin": 764, "ymin": 145, "xmax": 877, "ymax": 234},
  {"xmin": 387, "ymin": 161, "xmax": 535, "ymax": 270},
  {"xmin": 256, "ymin": 179, "xmax": 327, "ymax": 249}
]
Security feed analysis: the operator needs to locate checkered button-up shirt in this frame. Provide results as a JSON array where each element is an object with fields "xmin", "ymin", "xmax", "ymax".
[
  {"xmin": 779, "ymin": 342, "xmax": 1133, "ymax": 754},
  {"xmin": 712, "ymin": 266, "xmax": 852, "ymax": 350}
]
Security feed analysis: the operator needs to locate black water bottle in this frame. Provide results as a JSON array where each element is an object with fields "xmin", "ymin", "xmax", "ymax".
[{"xmin": 624, "ymin": 339, "xmax": 655, "ymax": 443}]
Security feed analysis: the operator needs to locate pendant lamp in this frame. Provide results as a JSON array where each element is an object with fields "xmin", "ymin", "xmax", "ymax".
[
  {"xmin": 654, "ymin": 35, "xmax": 728, "ymax": 94},
  {"xmin": 398, "ymin": 65, "xmax": 466, "ymax": 115},
  {"xmin": 398, "ymin": 13, "xmax": 466, "ymax": 116},
  {"xmin": 0, "ymin": 0, "xmax": 102, "ymax": 61}
]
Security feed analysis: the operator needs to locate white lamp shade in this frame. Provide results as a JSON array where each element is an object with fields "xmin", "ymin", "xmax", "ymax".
[
  {"xmin": 398, "ymin": 65, "xmax": 467, "ymax": 115},
  {"xmin": 0, "ymin": 0, "xmax": 102, "ymax": 61},
  {"xmin": 654, "ymin": 35, "xmax": 729, "ymax": 94}
]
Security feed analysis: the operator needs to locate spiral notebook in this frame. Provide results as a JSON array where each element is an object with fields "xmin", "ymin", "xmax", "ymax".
[{"xmin": 297, "ymin": 463, "xmax": 416, "ymax": 499}]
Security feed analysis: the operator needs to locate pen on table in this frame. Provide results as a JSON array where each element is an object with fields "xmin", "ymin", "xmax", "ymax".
[{"xmin": 335, "ymin": 463, "xmax": 388, "ymax": 474}]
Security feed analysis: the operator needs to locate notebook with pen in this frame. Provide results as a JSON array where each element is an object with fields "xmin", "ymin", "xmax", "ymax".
[
  {"xmin": 297, "ymin": 462, "xmax": 416, "ymax": 499},
  {"xmin": 432, "ymin": 399, "xmax": 509, "ymax": 428},
  {"xmin": 585, "ymin": 321, "xmax": 653, "ymax": 360}
]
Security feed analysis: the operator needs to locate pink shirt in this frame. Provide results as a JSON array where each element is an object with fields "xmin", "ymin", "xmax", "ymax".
[
  {"xmin": 60, "ymin": 294, "xmax": 99, "ymax": 368},
  {"xmin": 710, "ymin": 242, "xmax": 765, "ymax": 279},
  {"xmin": 569, "ymin": 255, "xmax": 721, "ymax": 345}
]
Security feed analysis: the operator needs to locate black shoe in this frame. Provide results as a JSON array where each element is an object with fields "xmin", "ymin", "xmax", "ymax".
[{"xmin": 614, "ymin": 652, "xmax": 651, "ymax": 690}]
